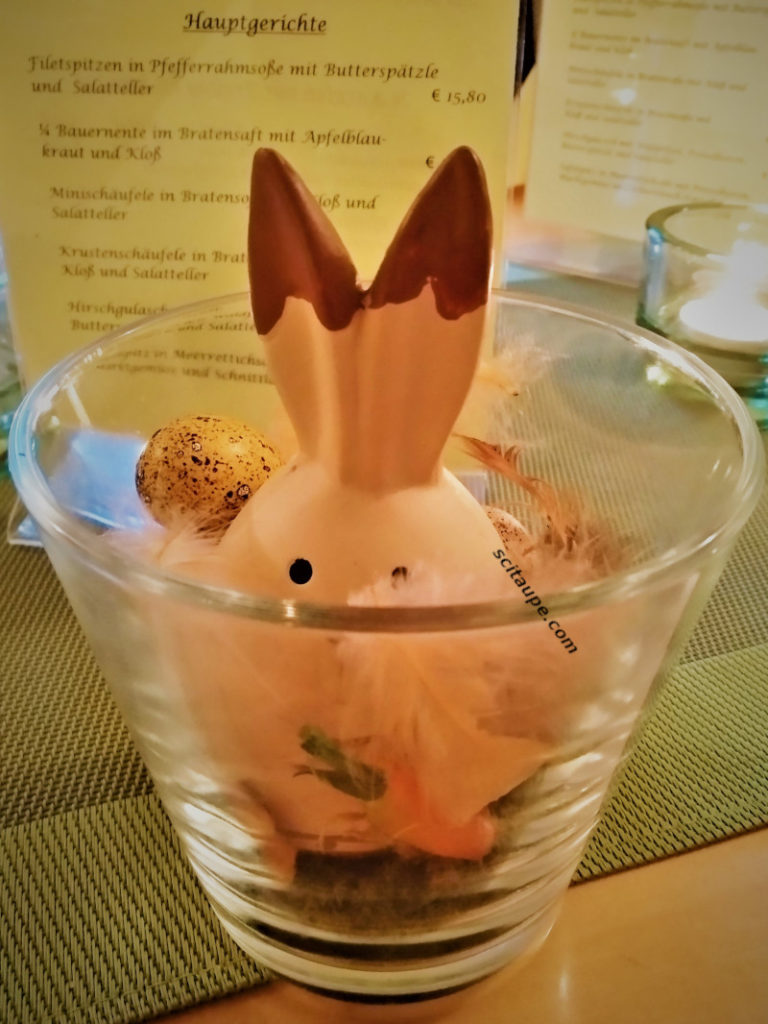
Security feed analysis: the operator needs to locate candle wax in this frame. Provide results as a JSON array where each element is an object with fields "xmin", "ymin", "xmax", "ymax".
[
  {"xmin": 677, "ymin": 238, "xmax": 768, "ymax": 352},
  {"xmin": 678, "ymin": 287, "xmax": 768, "ymax": 352}
]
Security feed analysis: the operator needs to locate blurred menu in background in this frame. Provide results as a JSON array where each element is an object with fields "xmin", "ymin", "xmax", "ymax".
[
  {"xmin": 0, "ymin": 0, "xmax": 519, "ymax": 384},
  {"xmin": 511, "ymin": 0, "xmax": 767, "ymax": 281}
]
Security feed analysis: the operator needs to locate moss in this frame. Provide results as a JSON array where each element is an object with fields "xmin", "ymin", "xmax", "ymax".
[{"xmin": 261, "ymin": 775, "xmax": 544, "ymax": 933}]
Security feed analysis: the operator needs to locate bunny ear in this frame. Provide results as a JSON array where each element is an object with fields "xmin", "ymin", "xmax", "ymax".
[
  {"xmin": 248, "ymin": 147, "xmax": 493, "ymax": 490},
  {"xmin": 336, "ymin": 148, "xmax": 492, "ymax": 490},
  {"xmin": 365, "ymin": 147, "xmax": 492, "ymax": 318},
  {"xmin": 248, "ymin": 148, "xmax": 362, "ymax": 334}
]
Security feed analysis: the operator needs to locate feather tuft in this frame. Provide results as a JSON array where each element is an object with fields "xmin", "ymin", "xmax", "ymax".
[{"xmin": 460, "ymin": 435, "xmax": 625, "ymax": 577}]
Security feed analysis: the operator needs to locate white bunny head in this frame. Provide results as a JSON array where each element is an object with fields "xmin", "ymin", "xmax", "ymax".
[{"xmin": 216, "ymin": 147, "xmax": 504, "ymax": 602}]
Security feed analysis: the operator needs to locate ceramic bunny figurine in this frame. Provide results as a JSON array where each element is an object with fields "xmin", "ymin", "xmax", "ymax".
[
  {"xmin": 141, "ymin": 148, "xmax": 560, "ymax": 869},
  {"xmin": 213, "ymin": 146, "xmax": 506, "ymax": 602}
]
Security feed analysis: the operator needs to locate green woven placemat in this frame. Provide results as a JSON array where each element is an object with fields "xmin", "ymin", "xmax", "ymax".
[{"xmin": 2, "ymin": 443, "xmax": 767, "ymax": 1023}]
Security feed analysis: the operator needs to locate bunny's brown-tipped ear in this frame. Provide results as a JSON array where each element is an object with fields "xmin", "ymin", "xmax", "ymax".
[
  {"xmin": 365, "ymin": 147, "xmax": 492, "ymax": 318},
  {"xmin": 248, "ymin": 149, "xmax": 362, "ymax": 334},
  {"xmin": 248, "ymin": 147, "xmax": 493, "ymax": 489}
]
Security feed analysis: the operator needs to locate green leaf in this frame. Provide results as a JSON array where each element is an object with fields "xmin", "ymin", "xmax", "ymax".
[{"xmin": 298, "ymin": 725, "xmax": 387, "ymax": 801}]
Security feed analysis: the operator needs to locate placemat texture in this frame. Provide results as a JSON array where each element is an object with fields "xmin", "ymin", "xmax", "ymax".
[{"xmin": 2, "ymin": 432, "xmax": 767, "ymax": 1022}]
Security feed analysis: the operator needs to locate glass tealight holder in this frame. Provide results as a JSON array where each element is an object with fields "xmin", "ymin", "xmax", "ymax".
[{"xmin": 638, "ymin": 202, "xmax": 768, "ymax": 428}]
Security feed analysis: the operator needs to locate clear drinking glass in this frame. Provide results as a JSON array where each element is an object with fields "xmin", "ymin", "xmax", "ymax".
[{"xmin": 9, "ymin": 292, "xmax": 764, "ymax": 1000}]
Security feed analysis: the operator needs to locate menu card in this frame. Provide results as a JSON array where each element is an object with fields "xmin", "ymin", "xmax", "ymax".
[
  {"xmin": 0, "ymin": 0, "xmax": 518, "ymax": 383},
  {"xmin": 525, "ymin": 2, "xmax": 767, "ymax": 243}
]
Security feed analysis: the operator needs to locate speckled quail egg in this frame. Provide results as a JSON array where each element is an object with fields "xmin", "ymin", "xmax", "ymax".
[{"xmin": 136, "ymin": 415, "xmax": 282, "ymax": 530}]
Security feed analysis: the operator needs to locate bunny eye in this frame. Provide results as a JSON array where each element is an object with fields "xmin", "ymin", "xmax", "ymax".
[{"xmin": 289, "ymin": 558, "xmax": 313, "ymax": 585}]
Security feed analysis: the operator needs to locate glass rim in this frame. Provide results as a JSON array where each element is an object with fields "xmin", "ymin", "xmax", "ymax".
[
  {"xmin": 645, "ymin": 201, "xmax": 768, "ymax": 258},
  {"xmin": 9, "ymin": 289, "xmax": 765, "ymax": 633}
]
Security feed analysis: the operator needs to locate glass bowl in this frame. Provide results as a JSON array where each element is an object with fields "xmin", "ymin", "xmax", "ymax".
[{"xmin": 9, "ymin": 291, "xmax": 764, "ymax": 999}]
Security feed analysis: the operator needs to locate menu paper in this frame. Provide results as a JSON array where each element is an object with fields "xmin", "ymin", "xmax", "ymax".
[
  {"xmin": 525, "ymin": 2, "xmax": 768, "ymax": 241},
  {"xmin": 0, "ymin": 0, "xmax": 518, "ymax": 384}
]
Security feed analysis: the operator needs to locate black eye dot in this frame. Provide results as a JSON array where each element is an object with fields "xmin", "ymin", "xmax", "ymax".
[
  {"xmin": 391, "ymin": 566, "xmax": 408, "ymax": 582},
  {"xmin": 289, "ymin": 558, "xmax": 313, "ymax": 585}
]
